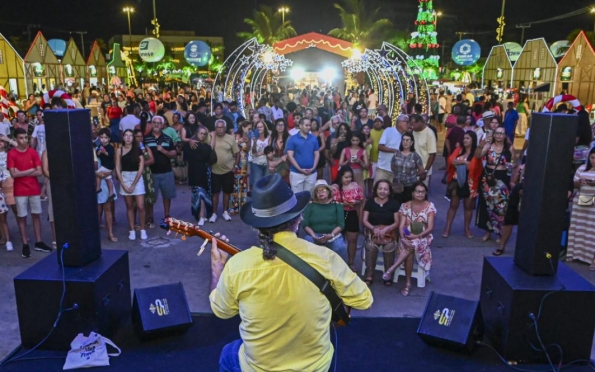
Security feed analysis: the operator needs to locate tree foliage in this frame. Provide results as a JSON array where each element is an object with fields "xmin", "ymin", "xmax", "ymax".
[
  {"xmin": 237, "ymin": 5, "xmax": 297, "ymax": 45},
  {"xmin": 327, "ymin": 0, "xmax": 392, "ymax": 49}
]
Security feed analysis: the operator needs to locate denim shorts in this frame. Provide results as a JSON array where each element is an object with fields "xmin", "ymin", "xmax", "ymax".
[{"xmin": 152, "ymin": 171, "xmax": 177, "ymax": 200}]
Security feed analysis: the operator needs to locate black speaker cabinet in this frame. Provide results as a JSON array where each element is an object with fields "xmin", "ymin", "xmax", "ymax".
[
  {"xmin": 44, "ymin": 109, "xmax": 101, "ymax": 267},
  {"xmin": 132, "ymin": 282, "xmax": 193, "ymax": 340},
  {"xmin": 14, "ymin": 250, "xmax": 131, "ymax": 350},
  {"xmin": 480, "ymin": 257, "xmax": 595, "ymax": 363},
  {"xmin": 417, "ymin": 291, "xmax": 483, "ymax": 353},
  {"xmin": 515, "ymin": 113, "xmax": 577, "ymax": 275}
]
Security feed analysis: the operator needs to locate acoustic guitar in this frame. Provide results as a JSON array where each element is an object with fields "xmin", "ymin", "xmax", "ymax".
[{"xmin": 160, "ymin": 217, "xmax": 351, "ymax": 326}]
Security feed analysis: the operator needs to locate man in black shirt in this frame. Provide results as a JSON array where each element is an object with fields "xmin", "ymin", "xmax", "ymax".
[
  {"xmin": 144, "ymin": 115, "xmax": 177, "ymax": 223},
  {"xmin": 195, "ymin": 102, "xmax": 209, "ymax": 126},
  {"xmin": 206, "ymin": 103, "xmax": 234, "ymax": 133}
]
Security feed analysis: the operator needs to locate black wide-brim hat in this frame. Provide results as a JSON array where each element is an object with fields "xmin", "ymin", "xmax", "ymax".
[{"xmin": 240, "ymin": 174, "xmax": 311, "ymax": 229}]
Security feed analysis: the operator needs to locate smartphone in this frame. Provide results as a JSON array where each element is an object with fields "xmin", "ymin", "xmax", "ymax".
[
  {"xmin": 486, "ymin": 129, "xmax": 493, "ymax": 136},
  {"xmin": 350, "ymin": 155, "xmax": 357, "ymax": 162}
]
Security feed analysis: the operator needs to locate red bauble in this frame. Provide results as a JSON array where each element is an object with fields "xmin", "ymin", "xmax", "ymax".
[
  {"xmin": 410, "ymin": 44, "xmax": 417, "ymax": 48},
  {"xmin": 436, "ymin": 44, "xmax": 440, "ymax": 48},
  {"xmin": 414, "ymin": 21, "xmax": 418, "ymax": 25},
  {"xmin": 418, "ymin": 43, "xmax": 423, "ymax": 48},
  {"xmin": 421, "ymin": 21, "xmax": 426, "ymax": 25}
]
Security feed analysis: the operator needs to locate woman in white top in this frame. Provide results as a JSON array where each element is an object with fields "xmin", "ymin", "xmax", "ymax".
[
  {"xmin": 249, "ymin": 121, "xmax": 270, "ymax": 188},
  {"xmin": 0, "ymin": 136, "xmax": 15, "ymax": 251}
]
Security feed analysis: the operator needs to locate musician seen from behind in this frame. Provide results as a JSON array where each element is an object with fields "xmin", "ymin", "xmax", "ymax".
[{"xmin": 209, "ymin": 173, "xmax": 373, "ymax": 371}]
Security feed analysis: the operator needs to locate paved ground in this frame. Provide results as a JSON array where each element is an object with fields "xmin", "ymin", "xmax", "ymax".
[{"xmin": 1, "ymin": 139, "xmax": 594, "ymax": 362}]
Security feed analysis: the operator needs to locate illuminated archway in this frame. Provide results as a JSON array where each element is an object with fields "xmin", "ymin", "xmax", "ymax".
[{"xmin": 212, "ymin": 33, "xmax": 429, "ymax": 122}]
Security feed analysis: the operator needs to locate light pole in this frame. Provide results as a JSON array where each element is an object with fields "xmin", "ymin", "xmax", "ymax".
[
  {"xmin": 434, "ymin": 11, "xmax": 442, "ymax": 31},
  {"xmin": 278, "ymin": 7, "xmax": 289, "ymax": 23},
  {"xmin": 123, "ymin": 7, "xmax": 134, "ymax": 54},
  {"xmin": 591, "ymin": 8, "xmax": 595, "ymax": 36}
]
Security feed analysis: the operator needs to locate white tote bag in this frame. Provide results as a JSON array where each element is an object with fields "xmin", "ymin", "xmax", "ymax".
[{"xmin": 63, "ymin": 332, "xmax": 121, "ymax": 370}]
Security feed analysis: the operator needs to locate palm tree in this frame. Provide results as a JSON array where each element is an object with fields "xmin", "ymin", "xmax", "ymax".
[
  {"xmin": 327, "ymin": 0, "xmax": 392, "ymax": 49},
  {"xmin": 237, "ymin": 5, "xmax": 297, "ymax": 45},
  {"xmin": 387, "ymin": 29, "xmax": 411, "ymax": 52}
]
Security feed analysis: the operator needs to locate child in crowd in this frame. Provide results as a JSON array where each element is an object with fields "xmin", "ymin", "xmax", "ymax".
[
  {"xmin": 265, "ymin": 146, "xmax": 279, "ymax": 176},
  {"xmin": 96, "ymin": 128, "xmax": 115, "ymax": 199}
]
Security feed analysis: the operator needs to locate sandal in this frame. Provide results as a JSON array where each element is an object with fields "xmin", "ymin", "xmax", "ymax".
[
  {"xmin": 382, "ymin": 270, "xmax": 393, "ymax": 281},
  {"xmin": 481, "ymin": 234, "xmax": 491, "ymax": 242},
  {"xmin": 401, "ymin": 283, "xmax": 412, "ymax": 296},
  {"xmin": 364, "ymin": 277, "xmax": 374, "ymax": 286},
  {"xmin": 492, "ymin": 248, "xmax": 505, "ymax": 256},
  {"xmin": 108, "ymin": 235, "xmax": 118, "ymax": 242},
  {"xmin": 442, "ymin": 232, "xmax": 449, "ymax": 238},
  {"xmin": 464, "ymin": 231, "xmax": 474, "ymax": 239}
]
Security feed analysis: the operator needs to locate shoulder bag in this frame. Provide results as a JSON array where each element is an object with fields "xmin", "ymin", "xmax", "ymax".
[{"xmin": 578, "ymin": 193, "xmax": 595, "ymax": 207}]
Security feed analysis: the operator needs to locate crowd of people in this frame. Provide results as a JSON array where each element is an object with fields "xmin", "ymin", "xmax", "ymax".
[{"xmin": 3, "ymin": 82, "xmax": 595, "ymax": 289}]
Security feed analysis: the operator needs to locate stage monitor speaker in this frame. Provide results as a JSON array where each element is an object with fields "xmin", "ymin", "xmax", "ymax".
[
  {"xmin": 417, "ymin": 291, "xmax": 483, "ymax": 353},
  {"xmin": 480, "ymin": 257, "xmax": 595, "ymax": 363},
  {"xmin": 132, "ymin": 282, "xmax": 193, "ymax": 340},
  {"xmin": 14, "ymin": 250, "xmax": 131, "ymax": 350},
  {"xmin": 44, "ymin": 109, "xmax": 101, "ymax": 267},
  {"xmin": 514, "ymin": 113, "xmax": 577, "ymax": 275}
]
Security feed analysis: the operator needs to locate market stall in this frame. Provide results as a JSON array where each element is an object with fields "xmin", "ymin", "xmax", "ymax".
[
  {"xmin": 482, "ymin": 45, "xmax": 513, "ymax": 90},
  {"xmin": 0, "ymin": 32, "xmax": 26, "ymax": 99},
  {"xmin": 87, "ymin": 40, "xmax": 108, "ymax": 87},
  {"xmin": 556, "ymin": 31, "xmax": 595, "ymax": 110},
  {"xmin": 61, "ymin": 38, "xmax": 86, "ymax": 89},
  {"xmin": 24, "ymin": 32, "xmax": 61, "ymax": 94}
]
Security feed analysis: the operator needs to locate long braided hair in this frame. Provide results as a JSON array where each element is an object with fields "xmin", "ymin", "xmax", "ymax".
[{"xmin": 257, "ymin": 215, "xmax": 301, "ymax": 260}]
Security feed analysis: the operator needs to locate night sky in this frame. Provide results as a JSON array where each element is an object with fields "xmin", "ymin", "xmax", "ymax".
[{"xmin": 1, "ymin": 0, "xmax": 594, "ymax": 58}]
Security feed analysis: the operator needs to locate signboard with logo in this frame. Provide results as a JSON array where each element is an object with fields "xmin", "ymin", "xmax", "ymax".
[
  {"xmin": 503, "ymin": 42, "xmax": 522, "ymax": 62},
  {"xmin": 452, "ymin": 39, "xmax": 481, "ymax": 66},
  {"xmin": 138, "ymin": 38, "xmax": 165, "ymax": 62},
  {"xmin": 184, "ymin": 41, "xmax": 211, "ymax": 67}
]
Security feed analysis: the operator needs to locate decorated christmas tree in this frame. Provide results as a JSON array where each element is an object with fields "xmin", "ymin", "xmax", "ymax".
[{"xmin": 408, "ymin": 0, "xmax": 439, "ymax": 79}]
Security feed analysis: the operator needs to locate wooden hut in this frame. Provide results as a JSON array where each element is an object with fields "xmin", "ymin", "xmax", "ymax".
[
  {"xmin": 512, "ymin": 38, "xmax": 558, "ymax": 98},
  {"xmin": 87, "ymin": 41, "xmax": 107, "ymax": 87},
  {"xmin": 0, "ymin": 32, "xmax": 26, "ymax": 99},
  {"xmin": 556, "ymin": 31, "xmax": 595, "ymax": 108},
  {"xmin": 24, "ymin": 32, "xmax": 61, "ymax": 93},
  {"xmin": 62, "ymin": 38, "xmax": 86, "ymax": 89},
  {"xmin": 482, "ymin": 45, "xmax": 513, "ymax": 90}
]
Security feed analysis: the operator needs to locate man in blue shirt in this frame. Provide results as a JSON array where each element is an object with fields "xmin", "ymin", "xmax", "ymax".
[
  {"xmin": 503, "ymin": 101, "xmax": 519, "ymax": 143},
  {"xmin": 285, "ymin": 117, "xmax": 320, "ymax": 193}
]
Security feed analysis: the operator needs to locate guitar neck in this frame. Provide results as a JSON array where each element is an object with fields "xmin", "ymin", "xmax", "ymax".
[
  {"xmin": 193, "ymin": 229, "xmax": 242, "ymax": 256},
  {"xmin": 162, "ymin": 217, "xmax": 242, "ymax": 256}
]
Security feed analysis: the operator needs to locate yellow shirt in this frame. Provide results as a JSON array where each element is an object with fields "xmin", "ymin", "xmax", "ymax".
[
  {"xmin": 413, "ymin": 127, "xmax": 437, "ymax": 176},
  {"xmin": 370, "ymin": 128, "xmax": 385, "ymax": 162},
  {"xmin": 210, "ymin": 231, "xmax": 373, "ymax": 372}
]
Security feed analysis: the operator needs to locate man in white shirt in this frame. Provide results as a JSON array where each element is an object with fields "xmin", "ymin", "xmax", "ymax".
[
  {"xmin": 411, "ymin": 114, "xmax": 436, "ymax": 187},
  {"xmin": 119, "ymin": 105, "xmax": 140, "ymax": 136},
  {"xmin": 366, "ymin": 89, "xmax": 378, "ymax": 116},
  {"xmin": 271, "ymin": 99, "xmax": 284, "ymax": 121},
  {"xmin": 375, "ymin": 115, "xmax": 409, "ymax": 183},
  {"xmin": 0, "ymin": 112, "xmax": 11, "ymax": 137}
]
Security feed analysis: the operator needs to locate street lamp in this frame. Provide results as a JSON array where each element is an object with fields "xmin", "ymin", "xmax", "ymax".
[
  {"xmin": 278, "ymin": 7, "xmax": 289, "ymax": 23},
  {"xmin": 591, "ymin": 8, "xmax": 595, "ymax": 36},
  {"xmin": 434, "ymin": 11, "xmax": 443, "ymax": 30},
  {"xmin": 123, "ymin": 7, "xmax": 135, "ymax": 54}
]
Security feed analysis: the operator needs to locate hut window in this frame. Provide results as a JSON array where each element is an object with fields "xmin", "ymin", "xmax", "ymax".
[
  {"xmin": 540, "ymin": 48, "xmax": 545, "ymax": 60},
  {"xmin": 0, "ymin": 50, "xmax": 3, "ymax": 64}
]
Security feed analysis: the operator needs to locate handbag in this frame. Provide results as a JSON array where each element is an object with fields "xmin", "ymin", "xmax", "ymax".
[
  {"xmin": 484, "ymin": 153, "xmax": 503, "ymax": 188},
  {"xmin": 63, "ymin": 332, "xmax": 121, "ymax": 370},
  {"xmin": 369, "ymin": 225, "xmax": 397, "ymax": 245},
  {"xmin": 578, "ymin": 193, "xmax": 595, "ymax": 207}
]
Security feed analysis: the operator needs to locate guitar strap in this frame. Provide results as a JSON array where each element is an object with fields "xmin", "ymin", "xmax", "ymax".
[{"xmin": 266, "ymin": 241, "xmax": 350, "ymax": 325}]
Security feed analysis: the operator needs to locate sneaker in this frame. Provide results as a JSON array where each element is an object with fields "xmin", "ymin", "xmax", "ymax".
[
  {"xmin": 209, "ymin": 214, "xmax": 217, "ymax": 223},
  {"xmin": 22, "ymin": 244, "xmax": 31, "ymax": 258},
  {"xmin": 129, "ymin": 230, "xmax": 136, "ymax": 240},
  {"xmin": 6, "ymin": 241, "xmax": 13, "ymax": 251},
  {"xmin": 34, "ymin": 241, "xmax": 53, "ymax": 253},
  {"xmin": 140, "ymin": 230, "xmax": 148, "ymax": 240},
  {"xmin": 198, "ymin": 217, "xmax": 206, "ymax": 226},
  {"xmin": 222, "ymin": 211, "xmax": 232, "ymax": 221}
]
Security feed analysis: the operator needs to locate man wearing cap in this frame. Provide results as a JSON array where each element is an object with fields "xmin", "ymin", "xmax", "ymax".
[
  {"xmin": 209, "ymin": 174, "xmax": 373, "ymax": 372},
  {"xmin": 285, "ymin": 117, "xmax": 320, "ymax": 193},
  {"xmin": 375, "ymin": 114, "xmax": 407, "ymax": 183}
]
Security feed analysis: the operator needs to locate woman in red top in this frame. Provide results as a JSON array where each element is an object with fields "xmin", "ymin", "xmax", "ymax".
[
  {"xmin": 107, "ymin": 97, "xmax": 123, "ymax": 143},
  {"xmin": 442, "ymin": 131, "xmax": 483, "ymax": 238},
  {"xmin": 332, "ymin": 166, "xmax": 364, "ymax": 271}
]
